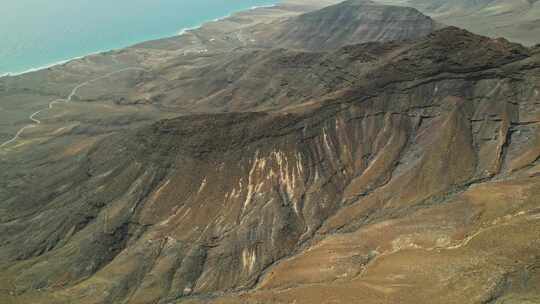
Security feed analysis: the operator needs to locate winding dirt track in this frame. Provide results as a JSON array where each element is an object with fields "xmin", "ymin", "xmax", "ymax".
[{"xmin": 0, "ymin": 67, "xmax": 147, "ymax": 148}]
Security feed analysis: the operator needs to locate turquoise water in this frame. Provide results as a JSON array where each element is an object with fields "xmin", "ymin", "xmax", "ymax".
[{"xmin": 0, "ymin": 0, "xmax": 277, "ymax": 75}]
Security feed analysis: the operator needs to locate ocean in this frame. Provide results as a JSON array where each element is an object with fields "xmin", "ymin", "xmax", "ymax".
[{"xmin": 0, "ymin": 0, "xmax": 277, "ymax": 75}]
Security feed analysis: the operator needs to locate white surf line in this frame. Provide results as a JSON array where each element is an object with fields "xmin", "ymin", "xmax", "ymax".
[{"xmin": 0, "ymin": 67, "xmax": 148, "ymax": 148}]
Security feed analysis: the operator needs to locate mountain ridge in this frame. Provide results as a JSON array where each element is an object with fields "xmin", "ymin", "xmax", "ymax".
[
  {"xmin": 1, "ymin": 25, "xmax": 540, "ymax": 303},
  {"xmin": 374, "ymin": 0, "xmax": 540, "ymax": 46},
  {"xmin": 248, "ymin": 0, "xmax": 438, "ymax": 50}
]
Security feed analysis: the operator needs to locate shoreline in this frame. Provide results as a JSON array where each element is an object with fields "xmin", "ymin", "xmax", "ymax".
[
  {"xmin": 0, "ymin": 3, "xmax": 279, "ymax": 79},
  {"xmin": 176, "ymin": 4, "xmax": 279, "ymax": 36},
  {"xmin": 0, "ymin": 49, "xmax": 112, "ymax": 78}
]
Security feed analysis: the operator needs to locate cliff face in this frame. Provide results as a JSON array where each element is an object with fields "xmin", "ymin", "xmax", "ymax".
[{"xmin": 1, "ymin": 27, "xmax": 540, "ymax": 304}]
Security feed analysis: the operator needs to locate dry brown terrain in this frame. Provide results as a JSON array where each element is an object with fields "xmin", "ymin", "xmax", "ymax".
[
  {"xmin": 374, "ymin": 0, "xmax": 540, "ymax": 46},
  {"xmin": 1, "ymin": 1, "xmax": 540, "ymax": 304}
]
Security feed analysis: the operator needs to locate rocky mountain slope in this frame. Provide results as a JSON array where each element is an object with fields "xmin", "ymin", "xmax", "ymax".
[
  {"xmin": 1, "ymin": 25, "xmax": 540, "ymax": 304},
  {"xmin": 247, "ymin": 0, "xmax": 437, "ymax": 50},
  {"xmin": 375, "ymin": 0, "xmax": 540, "ymax": 46}
]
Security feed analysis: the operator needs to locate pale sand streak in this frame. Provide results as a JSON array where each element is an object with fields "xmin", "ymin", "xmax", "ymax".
[{"xmin": 0, "ymin": 67, "xmax": 147, "ymax": 148}]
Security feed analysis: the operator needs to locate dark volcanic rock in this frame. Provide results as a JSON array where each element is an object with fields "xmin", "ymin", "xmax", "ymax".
[{"xmin": 144, "ymin": 27, "xmax": 530, "ymax": 113}]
